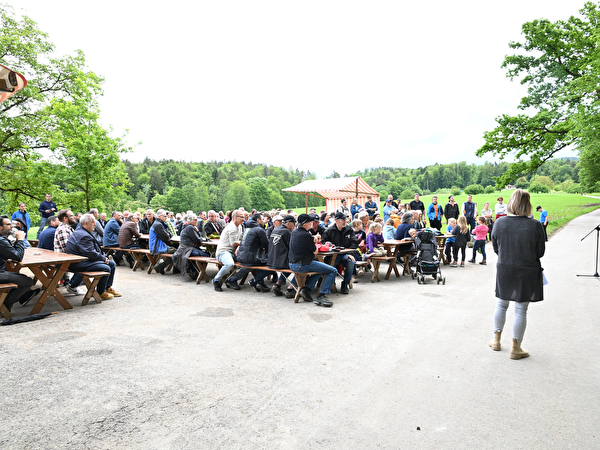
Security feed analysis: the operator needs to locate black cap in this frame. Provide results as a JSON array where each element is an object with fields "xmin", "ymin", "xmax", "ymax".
[
  {"xmin": 334, "ymin": 212, "xmax": 347, "ymax": 220},
  {"xmin": 298, "ymin": 213, "xmax": 312, "ymax": 225},
  {"xmin": 282, "ymin": 214, "xmax": 296, "ymax": 224},
  {"xmin": 309, "ymin": 213, "xmax": 320, "ymax": 222},
  {"xmin": 251, "ymin": 213, "xmax": 262, "ymax": 221}
]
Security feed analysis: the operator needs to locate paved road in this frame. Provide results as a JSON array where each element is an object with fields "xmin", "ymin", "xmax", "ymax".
[{"xmin": 2, "ymin": 209, "xmax": 600, "ymax": 449}]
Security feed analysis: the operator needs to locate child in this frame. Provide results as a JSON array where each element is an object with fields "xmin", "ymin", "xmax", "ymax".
[
  {"xmin": 383, "ymin": 218, "xmax": 396, "ymax": 241},
  {"xmin": 451, "ymin": 216, "xmax": 469, "ymax": 267},
  {"xmin": 469, "ymin": 216, "xmax": 489, "ymax": 264},
  {"xmin": 445, "ymin": 218, "xmax": 457, "ymax": 265},
  {"xmin": 366, "ymin": 222, "xmax": 386, "ymax": 257},
  {"xmin": 352, "ymin": 219, "xmax": 366, "ymax": 251}
]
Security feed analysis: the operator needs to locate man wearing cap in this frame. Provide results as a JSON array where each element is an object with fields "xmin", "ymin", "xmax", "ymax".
[
  {"xmin": 536, "ymin": 205, "xmax": 549, "ymax": 242},
  {"xmin": 268, "ymin": 215, "xmax": 298, "ymax": 297},
  {"xmin": 213, "ymin": 209, "xmax": 244, "ymax": 292},
  {"xmin": 383, "ymin": 198, "xmax": 398, "ymax": 223},
  {"xmin": 266, "ymin": 215, "xmax": 283, "ymax": 240},
  {"xmin": 308, "ymin": 213, "xmax": 325, "ymax": 239},
  {"xmin": 321, "ymin": 212, "xmax": 358, "ymax": 294},
  {"xmin": 289, "ymin": 214, "xmax": 338, "ymax": 307}
]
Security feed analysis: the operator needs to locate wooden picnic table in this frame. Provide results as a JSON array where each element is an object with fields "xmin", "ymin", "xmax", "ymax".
[
  {"xmin": 315, "ymin": 248, "xmax": 357, "ymax": 292},
  {"xmin": 381, "ymin": 239, "xmax": 415, "ymax": 277},
  {"xmin": 6, "ymin": 247, "xmax": 87, "ymax": 314},
  {"xmin": 139, "ymin": 234, "xmax": 181, "ymax": 244},
  {"xmin": 435, "ymin": 234, "xmax": 453, "ymax": 264}
]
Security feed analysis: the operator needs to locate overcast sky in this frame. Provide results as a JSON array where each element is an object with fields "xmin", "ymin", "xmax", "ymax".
[{"xmin": 15, "ymin": 0, "xmax": 584, "ymax": 178}]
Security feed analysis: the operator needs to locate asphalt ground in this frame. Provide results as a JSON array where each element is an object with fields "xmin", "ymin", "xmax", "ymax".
[{"xmin": 1, "ymin": 209, "xmax": 600, "ymax": 449}]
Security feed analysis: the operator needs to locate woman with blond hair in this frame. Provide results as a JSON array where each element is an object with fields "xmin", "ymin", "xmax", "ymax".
[{"xmin": 489, "ymin": 189, "xmax": 545, "ymax": 359}]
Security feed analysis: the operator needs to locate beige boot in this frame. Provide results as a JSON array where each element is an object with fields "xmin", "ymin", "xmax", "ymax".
[
  {"xmin": 489, "ymin": 331, "xmax": 501, "ymax": 351},
  {"xmin": 510, "ymin": 338, "xmax": 529, "ymax": 360}
]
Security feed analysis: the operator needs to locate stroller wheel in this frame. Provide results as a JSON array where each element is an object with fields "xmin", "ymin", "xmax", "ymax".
[
  {"xmin": 437, "ymin": 278, "xmax": 441, "ymax": 284},
  {"xmin": 442, "ymin": 277, "xmax": 446, "ymax": 285},
  {"xmin": 420, "ymin": 276, "xmax": 425, "ymax": 284},
  {"xmin": 417, "ymin": 275, "xmax": 422, "ymax": 284},
  {"xmin": 433, "ymin": 274, "xmax": 437, "ymax": 280}
]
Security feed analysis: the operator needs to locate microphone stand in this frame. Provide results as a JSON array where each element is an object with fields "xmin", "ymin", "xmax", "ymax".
[{"xmin": 577, "ymin": 224, "xmax": 600, "ymax": 279}]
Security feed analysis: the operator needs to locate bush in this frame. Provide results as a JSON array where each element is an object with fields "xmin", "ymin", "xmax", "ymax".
[
  {"xmin": 529, "ymin": 182, "xmax": 550, "ymax": 193},
  {"xmin": 450, "ymin": 186, "xmax": 462, "ymax": 197},
  {"xmin": 484, "ymin": 185, "xmax": 496, "ymax": 194},
  {"xmin": 464, "ymin": 184, "xmax": 484, "ymax": 195},
  {"xmin": 515, "ymin": 177, "xmax": 529, "ymax": 189},
  {"xmin": 401, "ymin": 189, "xmax": 414, "ymax": 200}
]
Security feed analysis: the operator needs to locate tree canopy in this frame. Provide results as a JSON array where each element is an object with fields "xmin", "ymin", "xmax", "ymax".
[{"xmin": 477, "ymin": 2, "xmax": 600, "ymax": 191}]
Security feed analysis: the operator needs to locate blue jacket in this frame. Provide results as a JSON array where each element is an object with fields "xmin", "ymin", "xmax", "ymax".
[
  {"xmin": 149, "ymin": 219, "xmax": 171, "ymax": 255},
  {"xmin": 11, "ymin": 210, "xmax": 31, "ymax": 234},
  {"xmin": 427, "ymin": 203, "xmax": 443, "ymax": 221},
  {"xmin": 350, "ymin": 203, "xmax": 362, "ymax": 220},
  {"xmin": 66, "ymin": 227, "xmax": 105, "ymax": 263},
  {"xmin": 102, "ymin": 218, "xmax": 121, "ymax": 247}
]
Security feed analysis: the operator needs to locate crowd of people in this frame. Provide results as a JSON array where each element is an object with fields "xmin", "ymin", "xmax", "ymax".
[{"xmin": 0, "ymin": 190, "xmax": 548, "ymax": 319}]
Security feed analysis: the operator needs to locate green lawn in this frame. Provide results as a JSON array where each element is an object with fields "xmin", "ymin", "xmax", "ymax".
[{"xmin": 292, "ymin": 191, "xmax": 600, "ymax": 238}]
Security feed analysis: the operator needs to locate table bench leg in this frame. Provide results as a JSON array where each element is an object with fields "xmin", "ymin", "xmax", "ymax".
[{"xmin": 81, "ymin": 277, "xmax": 103, "ymax": 305}]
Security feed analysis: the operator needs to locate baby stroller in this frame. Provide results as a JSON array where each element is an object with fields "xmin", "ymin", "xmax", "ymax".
[{"xmin": 411, "ymin": 230, "xmax": 446, "ymax": 285}]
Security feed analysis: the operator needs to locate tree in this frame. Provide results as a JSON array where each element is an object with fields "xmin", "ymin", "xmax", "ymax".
[
  {"xmin": 248, "ymin": 177, "xmax": 271, "ymax": 211},
  {"xmin": 477, "ymin": 2, "xmax": 600, "ymax": 188}
]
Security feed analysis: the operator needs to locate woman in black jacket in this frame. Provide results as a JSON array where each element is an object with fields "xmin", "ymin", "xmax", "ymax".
[{"xmin": 489, "ymin": 189, "xmax": 545, "ymax": 359}]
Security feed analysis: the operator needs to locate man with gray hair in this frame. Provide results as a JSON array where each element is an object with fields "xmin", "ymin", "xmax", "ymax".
[
  {"xmin": 149, "ymin": 209, "xmax": 176, "ymax": 275},
  {"xmin": 213, "ymin": 209, "xmax": 244, "ymax": 292},
  {"xmin": 86, "ymin": 208, "xmax": 104, "ymax": 244},
  {"xmin": 66, "ymin": 214, "xmax": 121, "ymax": 300},
  {"xmin": 204, "ymin": 210, "xmax": 222, "ymax": 237}
]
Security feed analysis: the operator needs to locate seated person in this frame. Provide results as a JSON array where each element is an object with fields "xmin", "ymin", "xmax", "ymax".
[
  {"xmin": 268, "ymin": 215, "xmax": 297, "ymax": 298},
  {"xmin": 321, "ymin": 212, "xmax": 358, "ymax": 295},
  {"xmin": 65, "ymin": 213, "xmax": 121, "ymax": 300},
  {"xmin": 37, "ymin": 216, "xmax": 60, "ymax": 250},
  {"xmin": 149, "ymin": 209, "xmax": 176, "ymax": 275},
  {"xmin": 366, "ymin": 222, "xmax": 386, "ymax": 256},
  {"xmin": 383, "ymin": 218, "xmax": 396, "ymax": 240},
  {"xmin": 102, "ymin": 211, "xmax": 124, "ymax": 265},
  {"xmin": 172, "ymin": 214, "xmax": 210, "ymax": 279},
  {"xmin": 0, "ymin": 216, "xmax": 38, "ymax": 311}
]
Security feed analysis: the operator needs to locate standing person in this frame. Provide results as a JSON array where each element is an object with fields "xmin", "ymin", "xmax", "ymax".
[
  {"xmin": 350, "ymin": 198, "xmax": 362, "ymax": 220},
  {"xmin": 451, "ymin": 216, "xmax": 470, "ymax": 267},
  {"xmin": 468, "ymin": 217, "xmax": 489, "ymax": 265},
  {"xmin": 409, "ymin": 193, "xmax": 425, "ymax": 213},
  {"xmin": 536, "ymin": 205, "xmax": 549, "ymax": 242},
  {"xmin": 364, "ymin": 196, "xmax": 378, "ymax": 219},
  {"xmin": 289, "ymin": 214, "xmax": 338, "ymax": 307},
  {"xmin": 444, "ymin": 195, "xmax": 459, "ymax": 225},
  {"xmin": 337, "ymin": 199, "xmax": 350, "ymax": 217},
  {"xmin": 490, "ymin": 189, "xmax": 545, "ymax": 359},
  {"xmin": 426, "ymin": 196, "xmax": 444, "ymax": 230},
  {"xmin": 494, "ymin": 196, "xmax": 507, "ymax": 220},
  {"xmin": 462, "ymin": 195, "xmax": 477, "ymax": 232},
  {"xmin": 480, "ymin": 202, "xmax": 494, "ymax": 241},
  {"xmin": 444, "ymin": 218, "xmax": 457, "ymax": 265},
  {"xmin": 11, "ymin": 203, "xmax": 31, "ymax": 236},
  {"xmin": 37, "ymin": 193, "xmax": 57, "ymax": 238}
]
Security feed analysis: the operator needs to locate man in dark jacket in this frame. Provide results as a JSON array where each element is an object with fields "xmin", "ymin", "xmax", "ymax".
[
  {"xmin": 289, "ymin": 214, "xmax": 337, "ymax": 307},
  {"xmin": 268, "ymin": 215, "xmax": 297, "ymax": 297},
  {"xmin": 37, "ymin": 193, "xmax": 57, "ymax": 238},
  {"xmin": 204, "ymin": 210, "xmax": 222, "ymax": 237},
  {"xmin": 139, "ymin": 209, "xmax": 155, "ymax": 235},
  {"xmin": 308, "ymin": 214, "xmax": 326, "ymax": 239},
  {"xmin": 321, "ymin": 212, "xmax": 358, "ymax": 295},
  {"xmin": 227, "ymin": 214, "xmax": 271, "ymax": 292},
  {"xmin": 409, "ymin": 193, "xmax": 425, "ymax": 213},
  {"xmin": 0, "ymin": 216, "xmax": 36, "ymax": 312},
  {"xmin": 37, "ymin": 216, "xmax": 60, "ymax": 251},
  {"xmin": 444, "ymin": 195, "xmax": 460, "ymax": 225},
  {"xmin": 66, "ymin": 214, "xmax": 120, "ymax": 300}
]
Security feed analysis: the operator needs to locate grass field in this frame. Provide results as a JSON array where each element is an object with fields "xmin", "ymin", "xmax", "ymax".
[{"xmin": 292, "ymin": 191, "xmax": 600, "ymax": 238}]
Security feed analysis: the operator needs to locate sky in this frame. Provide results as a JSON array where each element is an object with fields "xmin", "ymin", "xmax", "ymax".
[{"xmin": 14, "ymin": 0, "xmax": 585, "ymax": 178}]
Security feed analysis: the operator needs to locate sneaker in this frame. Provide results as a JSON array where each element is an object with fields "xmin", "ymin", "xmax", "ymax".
[
  {"xmin": 340, "ymin": 283, "xmax": 349, "ymax": 294},
  {"xmin": 250, "ymin": 279, "xmax": 270, "ymax": 292},
  {"xmin": 314, "ymin": 294, "xmax": 333, "ymax": 307},
  {"xmin": 299, "ymin": 287, "xmax": 314, "ymax": 302},
  {"xmin": 106, "ymin": 286, "xmax": 122, "ymax": 297},
  {"xmin": 460, "ymin": 261, "xmax": 465, "ymax": 267},
  {"xmin": 272, "ymin": 284, "xmax": 283, "ymax": 296},
  {"xmin": 468, "ymin": 259, "xmax": 476, "ymax": 264},
  {"xmin": 357, "ymin": 268, "xmax": 364, "ymax": 276},
  {"xmin": 450, "ymin": 261, "xmax": 457, "ymax": 267},
  {"xmin": 154, "ymin": 262, "xmax": 165, "ymax": 275},
  {"xmin": 19, "ymin": 288, "xmax": 41, "ymax": 306},
  {"xmin": 225, "ymin": 279, "xmax": 241, "ymax": 290},
  {"xmin": 66, "ymin": 284, "xmax": 84, "ymax": 295},
  {"xmin": 100, "ymin": 291, "xmax": 114, "ymax": 300},
  {"xmin": 213, "ymin": 280, "xmax": 223, "ymax": 292},
  {"xmin": 479, "ymin": 260, "xmax": 487, "ymax": 265},
  {"xmin": 284, "ymin": 289, "xmax": 296, "ymax": 299}
]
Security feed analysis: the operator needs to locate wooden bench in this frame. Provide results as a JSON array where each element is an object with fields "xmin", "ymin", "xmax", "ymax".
[
  {"xmin": 369, "ymin": 256, "xmax": 399, "ymax": 282},
  {"xmin": 188, "ymin": 256, "xmax": 223, "ymax": 283},
  {"xmin": 129, "ymin": 249, "xmax": 171, "ymax": 273},
  {"xmin": 72, "ymin": 271, "xmax": 110, "ymax": 305},
  {"xmin": 0, "ymin": 283, "xmax": 18, "ymax": 319}
]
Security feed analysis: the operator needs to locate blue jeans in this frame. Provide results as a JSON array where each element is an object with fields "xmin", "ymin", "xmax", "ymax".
[
  {"xmin": 68, "ymin": 260, "xmax": 116, "ymax": 294},
  {"xmin": 289, "ymin": 260, "xmax": 337, "ymax": 295},
  {"xmin": 190, "ymin": 248, "xmax": 209, "ymax": 257},
  {"xmin": 472, "ymin": 240, "xmax": 486, "ymax": 261},
  {"xmin": 215, "ymin": 252, "xmax": 235, "ymax": 282},
  {"xmin": 37, "ymin": 217, "xmax": 49, "ymax": 237},
  {"xmin": 331, "ymin": 253, "xmax": 355, "ymax": 286}
]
